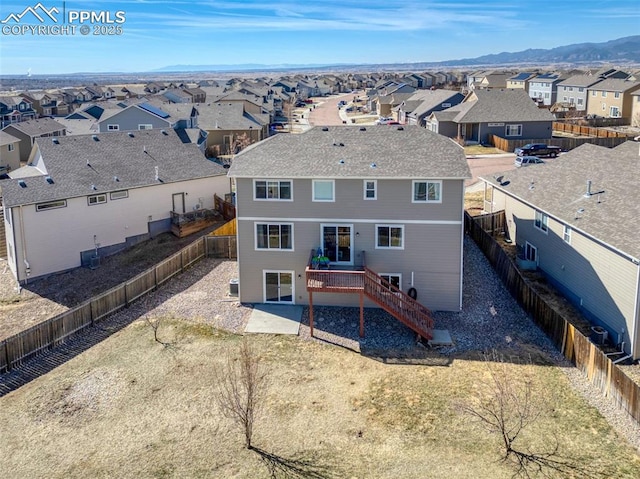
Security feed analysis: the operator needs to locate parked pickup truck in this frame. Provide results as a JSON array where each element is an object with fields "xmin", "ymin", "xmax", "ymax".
[{"xmin": 514, "ymin": 143, "xmax": 562, "ymax": 157}]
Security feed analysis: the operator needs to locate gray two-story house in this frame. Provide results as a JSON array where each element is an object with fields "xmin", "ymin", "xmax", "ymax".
[
  {"xmin": 481, "ymin": 142, "xmax": 640, "ymax": 360},
  {"xmin": 556, "ymin": 75, "xmax": 603, "ymax": 112},
  {"xmin": 228, "ymin": 126, "xmax": 471, "ymax": 336}
]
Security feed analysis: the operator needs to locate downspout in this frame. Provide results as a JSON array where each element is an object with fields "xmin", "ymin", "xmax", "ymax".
[
  {"xmin": 459, "ymin": 181, "xmax": 465, "ymax": 311},
  {"xmin": 632, "ymin": 260, "xmax": 640, "ymax": 361},
  {"xmin": 18, "ymin": 204, "xmax": 30, "ymax": 284}
]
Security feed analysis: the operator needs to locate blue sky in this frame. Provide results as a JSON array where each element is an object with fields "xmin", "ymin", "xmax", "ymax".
[{"xmin": 0, "ymin": 0, "xmax": 638, "ymax": 75}]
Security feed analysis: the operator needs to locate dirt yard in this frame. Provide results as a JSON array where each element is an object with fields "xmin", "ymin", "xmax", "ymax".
[
  {"xmin": 0, "ymin": 223, "xmax": 224, "ymax": 341},
  {"xmin": 1, "ymin": 322, "xmax": 638, "ymax": 479}
]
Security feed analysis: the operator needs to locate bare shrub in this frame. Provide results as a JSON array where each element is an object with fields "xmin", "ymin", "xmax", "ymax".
[
  {"xmin": 458, "ymin": 350, "xmax": 599, "ymax": 478},
  {"xmin": 214, "ymin": 339, "xmax": 269, "ymax": 449}
]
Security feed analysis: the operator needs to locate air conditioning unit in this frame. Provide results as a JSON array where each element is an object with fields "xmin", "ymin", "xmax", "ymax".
[{"xmin": 193, "ymin": 203, "xmax": 201, "ymax": 211}]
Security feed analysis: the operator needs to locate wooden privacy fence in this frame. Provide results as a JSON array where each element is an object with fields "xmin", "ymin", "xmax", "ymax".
[
  {"xmin": 0, "ymin": 237, "xmax": 207, "ymax": 374},
  {"xmin": 205, "ymin": 235, "xmax": 237, "ymax": 259},
  {"xmin": 465, "ymin": 211, "xmax": 640, "ymax": 425},
  {"xmin": 490, "ymin": 134, "xmax": 628, "ymax": 153},
  {"xmin": 552, "ymin": 121, "xmax": 629, "ymax": 138}
]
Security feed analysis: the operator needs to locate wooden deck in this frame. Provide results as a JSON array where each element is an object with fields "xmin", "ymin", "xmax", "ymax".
[
  {"xmin": 170, "ymin": 209, "xmax": 222, "ymax": 238},
  {"xmin": 305, "ymin": 253, "xmax": 434, "ymax": 340}
]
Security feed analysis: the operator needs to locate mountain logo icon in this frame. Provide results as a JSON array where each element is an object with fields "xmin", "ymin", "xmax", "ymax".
[{"xmin": 1, "ymin": 3, "xmax": 60, "ymax": 24}]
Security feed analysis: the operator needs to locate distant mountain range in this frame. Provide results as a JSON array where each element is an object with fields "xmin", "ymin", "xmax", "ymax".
[{"xmin": 153, "ymin": 35, "xmax": 640, "ymax": 73}]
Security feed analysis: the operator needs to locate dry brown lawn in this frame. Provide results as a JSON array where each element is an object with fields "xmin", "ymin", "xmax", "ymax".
[{"xmin": 1, "ymin": 319, "xmax": 639, "ymax": 479}]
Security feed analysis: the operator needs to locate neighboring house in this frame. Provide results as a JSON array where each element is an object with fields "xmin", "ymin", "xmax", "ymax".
[
  {"xmin": 2, "ymin": 129, "xmax": 229, "ymax": 284},
  {"xmin": 507, "ymin": 72, "xmax": 536, "ymax": 91},
  {"xmin": 528, "ymin": 73, "xmax": 564, "ymax": 106},
  {"xmin": 2, "ymin": 117, "xmax": 66, "ymax": 163},
  {"xmin": 631, "ymin": 90, "xmax": 640, "ymax": 127},
  {"xmin": 480, "ymin": 142, "xmax": 640, "ymax": 359},
  {"xmin": 585, "ymin": 78, "xmax": 640, "ymax": 119},
  {"xmin": 556, "ymin": 75, "xmax": 603, "ymax": 112},
  {"xmin": 227, "ymin": 125, "xmax": 471, "ymax": 316},
  {"xmin": 426, "ymin": 89, "xmax": 554, "ymax": 145},
  {"xmin": 471, "ymin": 73, "xmax": 510, "ymax": 90},
  {"xmin": 0, "ymin": 130, "xmax": 21, "ymax": 172},
  {"xmin": 399, "ymin": 89, "xmax": 465, "ymax": 126},
  {"xmin": 0, "ymin": 96, "xmax": 37, "ymax": 127},
  {"xmin": 197, "ymin": 102, "xmax": 267, "ymax": 155}
]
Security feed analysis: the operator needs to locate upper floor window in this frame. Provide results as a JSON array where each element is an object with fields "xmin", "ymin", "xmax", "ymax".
[
  {"xmin": 578, "ymin": 87, "xmax": 584, "ymax": 92},
  {"xmin": 563, "ymin": 225, "xmax": 571, "ymax": 244},
  {"xmin": 7, "ymin": 144, "xmax": 14, "ymax": 151},
  {"xmin": 255, "ymin": 223, "xmax": 293, "ymax": 250},
  {"xmin": 254, "ymin": 180, "xmax": 292, "ymax": 201},
  {"xmin": 110, "ymin": 190, "xmax": 129, "ymax": 200},
  {"xmin": 36, "ymin": 200, "xmax": 67, "ymax": 212},
  {"xmin": 88, "ymin": 194, "xmax": 107, "ymax": 205},
  {"xmin": 412, "ymin": 180, "xmax": 441, "ymax": 203},
  {"xmin": 614, "ymin": 92, "xmax": 620, "ymax": 99},
  {"xmin": 602, "ymin": 91, "xmax": 607, "ymax": 98},
  {"xmin": 376, "ymin": 225, "xmax": 404, "ymax": 249},
  {"xmin": 107, "ymin": 124, "xmax": 119, "ymax": 131},
  {"xmin": 138, "ymin": 124, "xmax": 153, "ymax": 130},
  {"xmin": 505, "ymin": 124, "xmax": 522, "ymax": 137},
  {"xmin": 592, "ymin": 91, "xmax": 597, "ymax": 96},
  {"xmin": 312, "ymin": 179, "xmax": 335, "ymax": 202},
  {"xmin": 534, "ymin": 210, "xmax": 548, "ymax": 233},
  {"xmin": 364, "ymin": 180, "xmax": 377, "ymax": 200},
  {"xmin": 568, "ymin": 87, "xmax": 573, "ymax": 92}
]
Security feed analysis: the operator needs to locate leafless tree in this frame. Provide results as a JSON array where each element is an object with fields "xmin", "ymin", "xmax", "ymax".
[
  {"xmin": 458, "ymin": 350, "xmax": 599, "ymax": 478},
  {"xmin": 214, "ymin": 339, "xmax": 269, "ymax": 449}
]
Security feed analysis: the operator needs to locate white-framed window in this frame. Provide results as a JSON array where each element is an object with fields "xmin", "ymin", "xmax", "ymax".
[
  {"xmin": 562, "ymin": 96, "xmax": 568, "ymax": 102},
  {"xmin": 524, "ymin": 242, "xmax": 537, "ymax": 263},
  {"xmin": 8, "ymin": 144, "xmax": 14, "ymax": 151},
  {"xmin": 534, "ymin": 210, "xmax": 548, "ymax": 233},
  {"xmin": 591, "ymin": 90, "xmax": 597, "ymax": 97},
  {"xmin": 610, "ymin": 106, "xmax": 620, "ymax": 117},
  {"xmin": 563, "ymin": 225, "xmax": 572, "ymax": 244},
  {"xmin": 138, "ymin": 124, "xmax": 153, "ymax": 130},
  {"xmin": 412, "ymin": 180, "xmax": 441, "ymax": 203},
  {"xmin": 380, "ymin": 273, "xmax": 402, "ymax": 291},
  {"xmin": 568, "ymin": 87, "xmax": 573, "ymax": 92},
  {"xmin": 376, "ymin": 224, "xmax": 404, "ymax": 249},
  {"xmin": 110, "ymin": 190, "xmax": 128, "ymax": 200},
  {"xmin": 312, "ymin": 179, "xmax": 335, "ymax": 202},
  {"xmin": 254, "ymin": 179, "xmax": 292, "ymax": 201},
  {"xmin": 363, "ymin": 180, "xmax": 377, "ymax": 200},
  {"xmin": 602, "ymin": 91, "xmax": 607, "ymax": 98},
  {"xmin": 505, "ymin": 124, "xmax": 522, "ymax": 137},
  {"xmin": 88, "ymin": 194, "xmax": 107, "ymax": 205},
  {"xmin": 255, "ymin": 223, "xmax": 293, "ymax": 250},
  {"xmin": 36, "ymin": 200, "xmax": 67, "ymax": 211},
  {"xmin": 107, "ymin": 124, "xmax": 119, "ymax": 131},
  {"xmin": 578, "ymin": 87, "xmax": 584, "ymax": 92},
  {"xmin": 569, "ymin": 97, "xmax": 574, "ymax": 105},
  {"xmin": 577, "ymin": 98, "xmax": 584, "ymax": 106},
  {"xmin": 544, "ymin": 92, "xmax": 549, "ymax": 99}
]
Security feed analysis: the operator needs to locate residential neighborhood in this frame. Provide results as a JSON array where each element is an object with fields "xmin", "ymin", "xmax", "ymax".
[{"xmin": 1, "ymin": 25, "xmax": 640, "ymax": 477}]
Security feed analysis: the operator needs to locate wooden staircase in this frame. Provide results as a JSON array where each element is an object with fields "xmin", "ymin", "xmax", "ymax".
[
  {"xmin": 363, "ymin": 268, "xmax": 434, "ymax": 341},
  {"xmin": 305, "ymin": 253, "xmax": 434, "ymax": 340}
]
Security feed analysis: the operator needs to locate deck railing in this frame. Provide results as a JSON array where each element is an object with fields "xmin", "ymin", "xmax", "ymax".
[{"xmin": 305, "ymin": 250, "xmax": 433, "ymax": 339}]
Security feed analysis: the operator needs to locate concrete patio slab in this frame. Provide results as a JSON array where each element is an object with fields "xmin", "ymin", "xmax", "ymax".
[
  {"xmin": 245, "ymin": 304, "xmax": 303, "ymax": 335},
  {"xmin": 428, "ymin": 329, "xmax": 454, "ymax": 346}
]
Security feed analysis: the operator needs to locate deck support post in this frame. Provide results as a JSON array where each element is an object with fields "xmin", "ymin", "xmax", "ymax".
[
  {"xmin": 359, "ymin": 291, "xmax": 364, "ymax": 338},
  {"xmin": 309, "ymin": 290, "xmax": 314, "ymax": 337}
]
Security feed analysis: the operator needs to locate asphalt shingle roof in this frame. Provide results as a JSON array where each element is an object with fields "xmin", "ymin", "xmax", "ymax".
[
  {"xmin": 3, "ymin": 117, "xmax": 65, "ymax": 137},
  {"xmin": 588, "ymin": 78, "xmax": 640, "ymax": 92},
  {"xmin": 1, "ymin": 129, "xmax": 226, "ymax": 207},
  {"xmin": 198, "ymin": 103, "xmax": 263, "ymax": 130},
  {"xmin": 228, "ymin": 125, "xmax": 470, "ymax": 180},
  {"xmin": 0, "ymin": 130, "xmax": 20, "ymax": 146},
  {"xmin": 481, "ymin": 141, "xmax": 640, "ymax": 260},
  {"xmin": 447, "ymin": 89, "xmax": 554, "ymax": 123}
]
